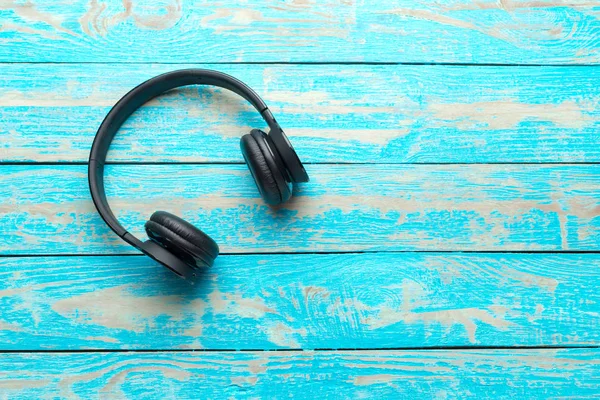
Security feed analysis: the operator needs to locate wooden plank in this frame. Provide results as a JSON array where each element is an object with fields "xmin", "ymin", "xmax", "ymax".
[
  {"xmin": 0, "ymin": 1, "xmax": 599, "ymax": 64},
  {"xmin": 2, "ymin": 63, "xmax": 600, "ymax": 163},
  {"xmin": 0, "ymin": 349, "xmax": 598, "ymax": 398},
  {"xmin": 0, "ymin": 253, "xmax": 598, "ymax": 350},
  {"xmin": 1, "ymin": 164, "xmax": 598, "ymax": 254}
]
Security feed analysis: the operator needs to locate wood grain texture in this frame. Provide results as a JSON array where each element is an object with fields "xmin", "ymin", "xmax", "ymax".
[
  {"xmin": 1, "ymin": 164, "xmax": 598, "ymax": 254},
  {"xmin": 0, "ymin": 349, "xmax": 598, "ymax": 398},
  {"xmin": 2, "ymin": 0, "xmax": 599, "ymax": 394},
  {"xmin": 0, "ymin": 254, "xmax": 598, "ymax": 350},
  {"xmin": 1, "ymin": 63, "xmax": 600, "ymax": 163},
  {"xmin": 0, "ymin": 1, "xmax": 599, "ymax": 64}
]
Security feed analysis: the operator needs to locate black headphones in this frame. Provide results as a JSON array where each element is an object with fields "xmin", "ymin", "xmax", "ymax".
[{"xmin": 88, "ymin": 69, "xmax": 309, "ymax": 280}]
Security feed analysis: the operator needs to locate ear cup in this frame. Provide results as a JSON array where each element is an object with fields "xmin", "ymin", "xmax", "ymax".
[
  {"xmin": 144, "ymin": 211, "xmax": 219, "ymax": 269},
  {"xmin": 240, "ymin": 129, "xmax": 291, "ymax": 205}
]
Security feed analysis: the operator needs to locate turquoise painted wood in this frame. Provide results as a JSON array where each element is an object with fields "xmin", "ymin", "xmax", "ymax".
[
  {"xmin": 0, "ymin": 254, "xmax": 597, "ymax": 350},
  {"xmin": 0, "ymin": 349, "xmax": 598, "ymax": 398},
  {"xmin": 1, "ymin": 63, "xmax": 600, "ymax": 163},
  {"xmin": 1, "ymin": 164, "xmax": 598, "ymax": 255},
  {"xmin": 0, "ymin": 1, "xmax": 599, "ymax": 64},
  {"xmin": 2, "ymin": 0, "xmax": 600, "ymax": 396}
]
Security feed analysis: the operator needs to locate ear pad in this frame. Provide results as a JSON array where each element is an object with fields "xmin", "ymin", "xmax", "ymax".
[
  {"xmin": 144, "ymin": 211, "xmax": 219, "ymax": 269},
  {"xmin": 240, "ymin": 129, "xmax": 291, "ymax": 205}
]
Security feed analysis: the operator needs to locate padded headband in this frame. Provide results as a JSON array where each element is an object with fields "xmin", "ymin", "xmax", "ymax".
[{"xmin": 88, "ymin": 69, "xmax": 278, "ymax": 246}]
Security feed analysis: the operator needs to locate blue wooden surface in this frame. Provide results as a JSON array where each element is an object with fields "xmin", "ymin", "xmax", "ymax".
[
  {"xmin": 0, "ymin": 349, "xmax": 598, "ymax": 399},
  {"xmin": 1, "ymin": 0, "xmax": 599, "ymax": 398},
  {"xmin": 0, "ymin": 254, "xmax": 598, "ymax": 350},
  {"xmin": 1, "ymin": 1, "xmax": 599, "ymax": 64},
  {"xmin": 2, "ymin": 164, "xmax": 600, "ymax": 254},
  {"xmin": 2, "ymin": 64, "xmax": 600, "ymax": 163}
]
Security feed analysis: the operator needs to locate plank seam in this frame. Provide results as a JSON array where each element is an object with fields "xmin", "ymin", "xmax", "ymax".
[
  {"xmin": 0, "ymin": 345, "xmax": 598, "ymax": 354},
  {"xmin": 2, "ymin": 162, "xmax": 600, "ymax": 166},
  {"xmin": 1, "ymin": 62, "xmax": 600, "ymax": 67},
  {"xmin": 3, "ymin": 250, "xmax": 600, "ymax": 258}
]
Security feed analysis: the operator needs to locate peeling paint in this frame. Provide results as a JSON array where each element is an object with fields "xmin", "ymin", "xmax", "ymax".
[
  {"xmin": 428, "ymin": 100, "xmax": 592, "ymax": 130},
  {"xmin": 264, "ymin": 323, "xmax": 307, "ymax": 348},
  {"xmin": 51, "ymin": 285, "xmax": 206, "ymax": 332}
]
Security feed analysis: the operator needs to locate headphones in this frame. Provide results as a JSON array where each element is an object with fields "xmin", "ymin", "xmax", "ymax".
[{"xmin": 88, "ymin": 69, "xmax": 309, "ymax": 280}]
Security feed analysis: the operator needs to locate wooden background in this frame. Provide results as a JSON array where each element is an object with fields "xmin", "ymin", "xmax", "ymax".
[{"xmin": 1, "ymin": 0, "xmax": 599, "ymax": 398}]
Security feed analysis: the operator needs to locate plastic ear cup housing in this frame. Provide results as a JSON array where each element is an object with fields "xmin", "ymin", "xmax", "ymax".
[
  {"xmin": 141, "ymin": 240, "xmax": 200, "ymax": 280},
  {"xmin": 240, "ymin": 129, "xmax": 292, "ymax": 205},
  {"xmin": 144, "ymin": 211, "xmax": 219, "ymax": 277}
]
